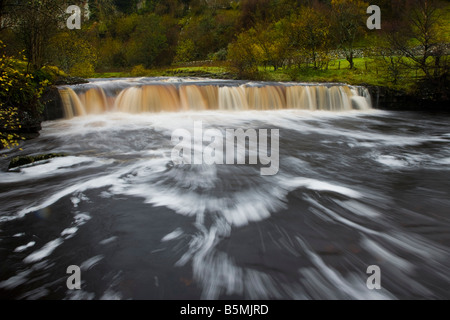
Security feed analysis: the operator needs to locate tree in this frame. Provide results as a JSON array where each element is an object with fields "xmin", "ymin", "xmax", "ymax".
[
  {"xmin": 88, "ymin": 0, "xmax": 117, "ymax": 22},
  {"xmin": 113, "ymin": 0, "xmax": 139, "ymax": 13},
  {"xmin": 253, "ymin": 23, "xmax": 290, "ymax": 71},
  {"xmin": 227, "ymin": 29, "xmax": 261, "ymax": 78},
  {"xmin": 124, "ymin": 14, "xmax": 168, "ymax": 68},
  {"xmin": 174, "ymin": 39, "xmax": 196, "ymax": 63},
  {"xmin": 291, "ymin": 6, "xmax": 332, "ymax": 70},
  {"xmin": 331, "ymin": 0, "xmax": 368, "ymax": 69},
  {"xmin": 384, "ymin": 0, "xmax": 449, "ymax": 81},
  {"xmin": 8, "ymin": 0, "xmax": 66, "ymax": 69},
  {"xmin": 239, "ymin": 0, "xmax": 273, "ymax": 29},
  {"xmin": 155, "ymin": 15, "xmax": 181, "ymax": 66},
  {"xmin": 47, "ymin": 32, "xmax": 97, "ymax": 77},
  {"xmin": 176, "ymin": 13, "xmax": 216, "ymax": 61},
  {"xmin": 370, "ymin": 36, "xmax": 408, "ymax": 85}
]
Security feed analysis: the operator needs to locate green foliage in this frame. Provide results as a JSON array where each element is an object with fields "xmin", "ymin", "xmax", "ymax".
[
  {"xmin": 48, "ymin": 32, "xmax": 97, "ymax": 78},
  {"xmin": 100, "ymin": 13, "xmax": 168, "ymax": 68},
  {"xmin": 41, "ymin": 66, "xmax": 67, "ymax": 79},
  {"xmin": 228, "ymin": 21, "xmax": 291, "ymax": 76},
  {"xmin": 1, "ymin": 0, "xmax": 448, "ymax": 95},
  {"xmin": 177, "ymin": 14, "xmax": 216, "ymax": 61},
  {"xmin": 174, "ymin": 39, "xmax": 197, "ymax": 63},
  {"xmin": 175, "ymin": 8, "xmax": 239, "ymax": 61},
  {"xmin": 97, "ymin": 38, "xmax": 126, "ymax": 69},
  {"xmin": 130, "ymin": 65, "xmax": 149, "ymax": 77},
  {"xmin": 0, "ymin": 107, "xmax": 23, "ymax": 149},
  {"xmin": 212, "ymin": 48, "xmax": 228, "ymax": 61},
  {"xmin": 251, "ymin": 23, "xmax": 289, "ymax": 71},
  {"xmin": 125, "ymin": 14, "xmax": 168, "ymax": 68},
  {"xmin": 383, "ymin": 0, "xmax": 450, "ymax": 82},
  {"xmin": 7, "ymin": 0, "xmax": 66, "ymax": 69},
  {"xmin": 69, "ymin": 62, "xmax": 96, "ymax": 78},
  {"xmin": 331, "ymin": 0, "xmax": 369, "ymax": 69},
  {"xmin": 288, "ymin": 7, "xmax": 332, "ymax": 70},
  {"xmin": 227, "ymin": 29, "xmax": 261, "ymax": 78}
]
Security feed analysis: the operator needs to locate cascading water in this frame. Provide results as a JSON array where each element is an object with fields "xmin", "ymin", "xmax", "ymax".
[
  {"xmin": 1, "ymin": 77, "xmax": 449, "ymax": 301},
  {"xmin": 58, "ymin": 78, "xmax": 372, "ymax": 118}
]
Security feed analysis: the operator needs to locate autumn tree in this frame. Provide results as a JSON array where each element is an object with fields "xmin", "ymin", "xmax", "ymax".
[
  {"xmin": 176, "ymin": 7, "xmax": 239, "ymax": 61},
  {"xmin": 331, "ymin": 0, "xmax": 368, "ymax": 69},
  {"xmin": 177, "ymin": 14, "xmax": 216, "ymax": 61},
  {"xmin": 385, "ymin": 0, "xmax": 449, "ymax": 81},
  {"xmin": 89, "ymin": 0, "xmax": 117, "ymax": 21},
  {"xmin": 8, "ymin": 0, "xmax": 66, "ymax": 69},
  {"xmin": 174, "ymin": 39, "xmax": 196, "ymax": 63},
  {"xmin": 124, "ymin": 14, "xmax": 168, "ymax": 68},
  {"xmin": 227, "ymin": 29, "xmax": 260, "ymax": 78},
  {"xmin": 252, "ymin": 23, "xmax": 290, "ymax": 71},
  {"xmin": 239, "ymin": 0, "xmax": 273, "ymax": 29},
  {"xmin": 291, "ymin": 6, "xmax": 332, "ymax": 70},
  {"xmin": 47, "ymin": 32, "xmax": 97, "ymax": 77}
]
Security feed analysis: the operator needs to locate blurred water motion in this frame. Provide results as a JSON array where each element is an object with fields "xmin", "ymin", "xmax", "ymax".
[
  {"xmin": 58, "ymin": 78, "xmax": 372, "ymax": 117},
  {"xmin": 0, "ymin": 82, "xmax": 449, "ymax": 300}
]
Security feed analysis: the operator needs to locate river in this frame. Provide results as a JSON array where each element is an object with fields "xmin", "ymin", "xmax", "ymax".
[{"xmin": 0, "ymin": 78, "xmax": 449, "ymax": 300}]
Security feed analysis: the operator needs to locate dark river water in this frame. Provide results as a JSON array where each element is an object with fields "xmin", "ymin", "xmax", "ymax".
[{"xmin": 0, "ymin": 109, "xmax": 449, "ymax": 300}]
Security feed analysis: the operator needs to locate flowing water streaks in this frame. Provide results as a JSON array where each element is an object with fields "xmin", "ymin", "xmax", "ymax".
[{"xmin": 0, "ymin": 92, "xmax": 449, "ymax": 299}]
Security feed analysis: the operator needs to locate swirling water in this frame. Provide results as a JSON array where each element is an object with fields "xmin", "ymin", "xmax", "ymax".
[{"xmin": 0, "ymin": 106, "xmax": 449, "ymax": 300}]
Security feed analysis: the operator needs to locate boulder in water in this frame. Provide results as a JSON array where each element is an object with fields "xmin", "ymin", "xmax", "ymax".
[{"xmin": 8, "ymin": 153, "xmax": 69, "ymax": 171}]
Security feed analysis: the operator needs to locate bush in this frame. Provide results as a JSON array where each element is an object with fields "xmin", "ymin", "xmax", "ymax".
[
  {"xmin": 212, "ymin": 49, "xmax": 228, "ymax": 61},
  {"xmin": 174, "ymin": 39, "xmax": 197, "ymax": 63},
  {"xmin": 69, "ymin": 61, "xmax": 95, "ymax": 78},
  {"xmin": 41, "ymin": 66, "xmax": 67, "ymax": 80},
  {"xmin": 227, "ymin": 31, "xmax": 261, "ymax": 79},
  {"xmin": 47, "ymin": 32, "xmax": 97, "ymax": 77},
  {"xmin": 131, "ymin": 65, "xmax": 148, "ymax": 77}
]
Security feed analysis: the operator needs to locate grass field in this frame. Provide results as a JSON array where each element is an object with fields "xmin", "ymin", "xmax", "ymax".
[{"xmin": 91, "ymin": 54, "xmax": 447, "ymax": 93}]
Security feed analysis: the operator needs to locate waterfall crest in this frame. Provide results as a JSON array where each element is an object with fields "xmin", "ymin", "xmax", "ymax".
[{"xmin": 59, "ymin": 79, "xmax": 372, "ymax": 118}]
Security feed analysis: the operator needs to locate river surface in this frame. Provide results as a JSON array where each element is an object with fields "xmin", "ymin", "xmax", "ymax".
[{"xmin": 0, "ymin": 108, "xmax": 449, "ymax": 300}]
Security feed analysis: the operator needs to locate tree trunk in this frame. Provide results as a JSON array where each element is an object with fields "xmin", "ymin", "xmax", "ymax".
[
  {"xmin": 347, "ymin": 51, "xmax": 354, "ymax": 70},
  {"xmin": 434, "ymin": 55, "xmax": 441, "ymax": 78}
]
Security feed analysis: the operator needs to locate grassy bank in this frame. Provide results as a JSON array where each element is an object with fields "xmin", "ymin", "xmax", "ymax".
[
  {"xmin": 92, "ymin": 65, "xmax": 231, "ymax": 79},
  {"xmin": 91, "ymin": 56, "xmax": 425, "ymax": 94}
]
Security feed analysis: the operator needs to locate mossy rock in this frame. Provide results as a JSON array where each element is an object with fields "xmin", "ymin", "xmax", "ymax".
[
  {"xmin": 54, "ymin": 76, "xmax": 89, "ymax": 85},
  {"xmin": 9, "ymin": 153, "xmax": 69, "ymax": 170}
]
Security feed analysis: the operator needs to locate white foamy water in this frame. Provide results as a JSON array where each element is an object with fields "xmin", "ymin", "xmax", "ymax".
[
  {"xmin": 0, "ymin": 83, "xmax": 449, "ymax": 300},
  {"xmin": 23, "ymin": 239, "xmax": 63, "ymax": 264}
]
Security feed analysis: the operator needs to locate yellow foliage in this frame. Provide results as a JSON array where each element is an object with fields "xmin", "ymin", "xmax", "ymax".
[
  {"xmin": 131, "ymin": 65, "xmax": 148, "ymax": 77},
  {"xmin": 0, "ymin": 107, "xmax": 23, "ymax": 149},
  {"xmin": 0, "ymin": 41, "xmax": 50, "ymax": 149}
]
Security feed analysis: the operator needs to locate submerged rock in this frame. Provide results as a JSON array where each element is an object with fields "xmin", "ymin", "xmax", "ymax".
[{"xmin": 8, "ymin": 153, "xmax": 69, "ymax": 170}]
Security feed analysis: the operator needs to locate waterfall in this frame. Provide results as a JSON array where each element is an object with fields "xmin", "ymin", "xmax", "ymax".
[{"xmin": 58, "ymin": 79, "xmax": 373, "ymax": 118}]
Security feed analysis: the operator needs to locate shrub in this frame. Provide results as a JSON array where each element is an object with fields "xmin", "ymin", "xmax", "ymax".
[
  {"xmin": 212, "ymin": 49, "xmax": 228, "ymax": 61},
  {"xmin": 131, "ymin": 65, "xmax": 148, "ymax": 77},
  {"xmin": 47, "ymin": 32, "xmax": 97, "ymax": 77},
  {"xmin": 69, "ymin": 61, "xmax": 95, "ymax": 78},
  {"xmin": 174, "ymin": 39, "xmax": 197, "ymax": 64}
]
